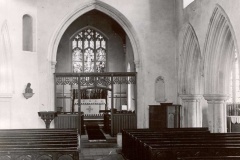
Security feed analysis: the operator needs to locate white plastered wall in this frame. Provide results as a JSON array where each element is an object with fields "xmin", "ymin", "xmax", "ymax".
[{"xmin": 1, "ymin": 0, "xmax": 178, "ymax": 129}]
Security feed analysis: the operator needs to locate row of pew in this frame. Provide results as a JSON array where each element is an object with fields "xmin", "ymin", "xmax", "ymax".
[
  {"xmin": 122, "ymin": 128, "xmax": 240, "ymax": 160},
  {"xmin": 0, "ymin": 129, "xmax": 79, "ymax": 160}
]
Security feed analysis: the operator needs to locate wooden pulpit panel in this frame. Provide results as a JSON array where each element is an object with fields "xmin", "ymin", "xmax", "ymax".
[{"xmin": 149, "ymin": 104, "xmax": 181, "ymax": 130}]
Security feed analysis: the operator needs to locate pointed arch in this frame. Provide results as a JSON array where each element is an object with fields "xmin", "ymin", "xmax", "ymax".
[
  {"xmin": 48, "ymin": 0, "xmax": 141, "ymax": 70},
  {"xmin": 0, "ymin": 20, "xmax": 13, "ymax": 97},
  {"xmin": 203, "ymin": 4, "xmax": 238, "ymax": 95},
  {"xmin": 179, "ymin": 23, "xmax": 202, "ymax": 94}
]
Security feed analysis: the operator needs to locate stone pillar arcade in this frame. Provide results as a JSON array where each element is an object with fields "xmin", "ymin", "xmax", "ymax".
[
  {"xmin": 203, "ymin": 94, "xmax": 228, "ymax": 133},
  {"xmin": 180, "ymin": 94, "xmax": 202, "ymax": 127}
]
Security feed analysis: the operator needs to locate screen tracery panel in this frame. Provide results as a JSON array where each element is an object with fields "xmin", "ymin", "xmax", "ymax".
[{"xmin": 55, "ymin": 72, "xmax": 136, "ymax": 113}]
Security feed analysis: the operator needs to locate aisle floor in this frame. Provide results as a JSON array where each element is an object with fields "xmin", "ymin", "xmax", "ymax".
[{"xmin": 79, "ymin": 133, "xmax": 125, "ymax": 160}]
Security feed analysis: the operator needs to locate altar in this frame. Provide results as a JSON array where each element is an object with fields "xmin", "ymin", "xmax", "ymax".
[{"xmin": 74, "ymin": 99, "xmax": 106, "ymax": 114}]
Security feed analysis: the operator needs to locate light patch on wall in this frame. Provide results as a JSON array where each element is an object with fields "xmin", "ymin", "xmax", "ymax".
[
  {"xmin": 183, "ymin": 0, "xmax": 194, "ymax": 8},
  {"xmin": 155, "ymin": 76, "xmax": 166, "ymax": 102},
  {"xmin": 0, "ymin": 21, "xmax": 13, "ymax": 95}
]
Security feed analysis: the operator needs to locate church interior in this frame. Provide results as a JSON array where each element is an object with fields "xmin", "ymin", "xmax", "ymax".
[{"xmin": 1, "ymin": 0, "xmax": 240, "ymax": 159}]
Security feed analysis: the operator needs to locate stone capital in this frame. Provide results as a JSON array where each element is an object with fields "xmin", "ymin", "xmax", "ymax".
[
  {"xmin": 203, "ymin": 94, "xmax": 229, "ymax": 102},
  {"xmin": 134, "ymin": 60, "xmax": 141, "ymax": 71},
  {"xmin": 179, "ymin": 94, "xmax": 202, "ymax": 101},
  {"xmin": 51, "ymin": 61, "xmax": 57, "ymax": 73}
]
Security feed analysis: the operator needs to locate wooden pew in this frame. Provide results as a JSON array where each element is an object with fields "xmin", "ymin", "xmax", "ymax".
[
  {"xmin": 139, "ymin": 134, "xmax": 240, "ymax": 160},
  {"xmin": 178, "ymin": 156, "xmax": 240, "ymax": 160},
  {"xmin": 138, "ymin": 139, "xmax": 240, "ymax": 160},
  {"xmin": 122, "ymin": 128, "xmax": 210, "ymax": 160},
  {"xmin": 0, "ymin": 129, "xmax": 79, "ymax": 160},
  {"xmin": 135, "ymin": 133, "xmax": 240, "ymax": 159},
  {"xmin": 149, "ymin": 137, "xmax": 240, "ymax": 160},
  {"xmin": 145, "ymin": 140, "xmax": 240, "ymax": 160},
  {"xmin": 149, "ymin": 146, "xmax": 240, "ymax": 160},
  {"xmin": 122, "ymin": 128, "xmax": 240, "ymax": 160},
  {"xmin": 122, "ymin": 129, "xmax": 157, "ymax": 159}
]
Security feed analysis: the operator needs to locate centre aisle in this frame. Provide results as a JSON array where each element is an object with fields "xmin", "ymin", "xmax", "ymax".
[{"xmin": 86, "ymin": 123, "xmax": 106, "ymax": 142}]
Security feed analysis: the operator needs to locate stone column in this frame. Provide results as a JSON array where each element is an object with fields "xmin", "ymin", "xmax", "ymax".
[
  {"xmin": 179, "ymin": 94, "xmax": 202, "ymax": 127},
  {"xmin": 203, "ymin": 94, "xmax": 228, "ymax": 133},
  {"xmin": 49, "ymin": 61, "xmax": 57, "ymax": 110}
]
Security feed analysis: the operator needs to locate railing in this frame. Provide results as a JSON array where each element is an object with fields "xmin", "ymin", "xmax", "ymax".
[
  {"xmin": 112, "ymin": 113, "xmax": 137, "ymax": 136},
  {"xmin": 54, "ymin": 113, "xmax": 85, "ymax": 135}
]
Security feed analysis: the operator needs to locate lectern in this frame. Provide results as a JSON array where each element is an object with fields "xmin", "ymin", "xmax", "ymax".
[
  {"xmin": 38, "ymin": 111, "xmax": 57, "ymax": 129},
  {"xmin": 149, "ymin": 103, "xmax": 181, "ymax": 129}
]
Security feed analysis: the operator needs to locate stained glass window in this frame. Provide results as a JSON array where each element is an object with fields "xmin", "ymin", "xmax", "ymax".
[{"xmin": 72, "ymin": 28, "xmax": 107, "ymax": 73}]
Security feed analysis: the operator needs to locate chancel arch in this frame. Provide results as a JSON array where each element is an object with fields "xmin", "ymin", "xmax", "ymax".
[
  {"xmin": 203, "ymin": 4, "xmax": 239, "ymax": 133},
  {"xmin": 47, "ymin": 1, "xmax": 142, "ymax": 123},
  {"xmin": 52, "ymin": 3, "xmax": 138, "ymax": 136},
  {"xmin": 48, "ymin": 0, "xmax": 141, "ymax": 69},
  {"xmin": 178, "ymin": 23, "xmax": 202, "ymax": 128}
]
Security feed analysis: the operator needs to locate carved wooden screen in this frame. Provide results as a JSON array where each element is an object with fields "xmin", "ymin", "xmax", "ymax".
[
  {"xmin": 55, "ymin": 72, "xmax": 137, "ymax": 136},
  {"xmin": 72, "ymin": 27, "xmax": 107, "ymax": 73}
]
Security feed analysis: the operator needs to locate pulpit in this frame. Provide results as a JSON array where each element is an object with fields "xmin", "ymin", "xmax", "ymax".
[
  {"xmin": 149, "ymin": 103, "xmax": 181, "ymax": 130},
  {"xmin": 38, "ymin": 111, "xmax": 57, "ymax": 129}
]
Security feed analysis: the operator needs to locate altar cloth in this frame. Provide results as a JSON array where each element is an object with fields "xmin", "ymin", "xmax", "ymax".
[
  {"xmin": 228, "ymin": 116, "xmax": 240, "ymax": 124},
  {"xmin": 74, "ymin": 99, "xmax": 106, "ymax": 114}
]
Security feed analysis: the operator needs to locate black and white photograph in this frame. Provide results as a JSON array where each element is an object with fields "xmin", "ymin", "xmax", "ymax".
[{"xmin": 0, "ymin": 0, "xmax": 240, "ymax": 159}]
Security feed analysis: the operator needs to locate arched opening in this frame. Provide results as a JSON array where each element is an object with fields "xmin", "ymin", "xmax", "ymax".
[
  {"xmin": 203, "ymin": 5, "xmax": 238, "ymax": 95},
  {"xmin": 0, "ymin": 21, "xmax": 13, "ymax": 128},
  {"xmin": 51, "ymin": 3, "xmax": 139, "ymax": 136},
  {"xmin": 179, "ymin": 23, "xmax": 202, "ymax": 95},
  {"xmin": 0, "ymin": 21, "xmax": 12, "ymax": 96},
  {"xmin": 203, "ymin": 5, "xmax": 239, "ymax": 133},
  {"xmin": 178, "ymin": 23, "xmax": 203, "ymax": 128},
  {"xmin": 48, "ymin": 1, "xmax": 140, "ymax": 66},
  {"xmin": 55, "ymin": 10, "xmax": 129, "ymax": 73}
]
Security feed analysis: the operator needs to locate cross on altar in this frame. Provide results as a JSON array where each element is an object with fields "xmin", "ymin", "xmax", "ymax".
[
  {"xmin": 74, "ymin": 99, "xmax": 106, "ymax": 114},
  {"xmin": 86, "ymin": 106, "xmax": 93, "ymax": 113}
]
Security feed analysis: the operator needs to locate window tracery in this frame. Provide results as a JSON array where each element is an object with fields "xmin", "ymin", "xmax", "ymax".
[{"xmin": 72, "ymin": 28, "xmax": 107, "ymax": 73}]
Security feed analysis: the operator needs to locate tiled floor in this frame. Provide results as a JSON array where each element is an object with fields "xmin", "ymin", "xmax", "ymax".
[{"xmin": 79, "ymin": 134, "xmax": 125, "ymax": 160}]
